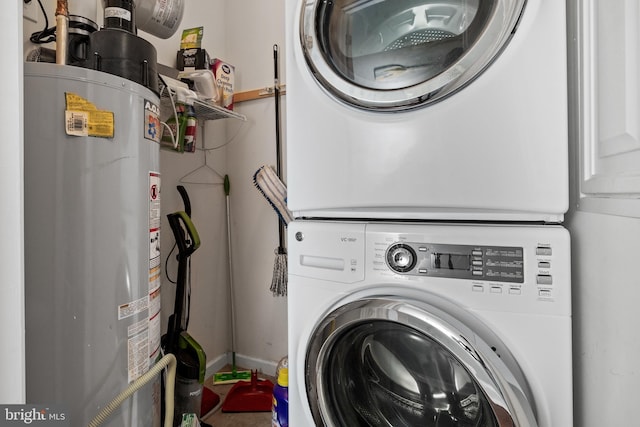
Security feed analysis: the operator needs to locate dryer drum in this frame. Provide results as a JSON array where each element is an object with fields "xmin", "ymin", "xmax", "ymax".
[
  {"xmin": 305, "ymin": 298, "xmax": 538, "ymax": 426},
  {"xmin": 316, "ymin": 0, "xmax": 493, "ymax": 91},
  {"xmin": 300, "ymin": 0, "xmax": 526, "ymax": 110},
  {"xmin": 341, "ymin": 322, "xmax": 496, "ymax": 426}
]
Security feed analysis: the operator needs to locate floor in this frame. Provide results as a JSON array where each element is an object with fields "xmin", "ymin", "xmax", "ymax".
[{"xmin": 199, "ymin": 366, "xmax": 275, "ymax": 427}]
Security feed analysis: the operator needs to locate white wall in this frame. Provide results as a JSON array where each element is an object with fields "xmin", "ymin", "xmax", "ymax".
[
  {"xmin": 224, "ymin": 0, "xmax": 288, "ymax": 368},
  {"xmin": 146, "ymin": 0, "xmax": 289, "ymax": 371},
  {"xmin": 1, "ymin": 0, "xmax": 25, "ymax": 404},
  {"xmin": 21, "ymin": 0, "xmax": 288, "ymax": 377},
  {"xmin": 140, "ymin": 0, "xmax": 235, "ymax": 376}
]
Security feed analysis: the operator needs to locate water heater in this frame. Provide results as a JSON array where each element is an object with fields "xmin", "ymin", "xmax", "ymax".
[{"xmin": 24, "ymin": 62, "xmax": 163, "ymax": 426}]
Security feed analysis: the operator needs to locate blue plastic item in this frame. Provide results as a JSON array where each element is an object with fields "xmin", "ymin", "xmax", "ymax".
[{"xmin": 271, "ymin": 368, "xmax": 288, "ymax": 427}]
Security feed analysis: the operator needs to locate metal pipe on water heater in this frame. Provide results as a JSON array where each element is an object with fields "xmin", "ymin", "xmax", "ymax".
[{"xmin": 55, "ymin": 0, "xmax": 69, "ymax": 64}]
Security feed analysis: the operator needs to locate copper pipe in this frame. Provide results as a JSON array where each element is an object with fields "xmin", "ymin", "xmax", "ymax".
[
  {"xmin": 55, "ymin": 0, "xmax": 69, "ymax": 16},
  {"xmin": 55, "ymin": 0, "xmax": 69, "ymax": 65}
]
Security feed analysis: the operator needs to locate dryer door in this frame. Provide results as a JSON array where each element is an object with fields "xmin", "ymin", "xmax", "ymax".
[
  {"xmin": 300, "ymin": 0, "xmax": 526, "ymax": 111},
  {"xmin": 306, "ymin": 297, "xmax": 538, "ymax": 426}
]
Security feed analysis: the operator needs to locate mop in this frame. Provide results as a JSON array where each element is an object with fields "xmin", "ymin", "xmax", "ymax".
[
  {"xmin": 253, "ymin": 165, "xmax": 293, "ymax": 226},
  {"xmin": 253, "ymin": 164, "xmax": 291, "ymax": 298},
  {"xmin": 266, "ymin": 44, "xmax": 288, "ymax": 297},
  {"xmin": 213, "ymin": 175, "xmax": 252, "ymax": 385}
]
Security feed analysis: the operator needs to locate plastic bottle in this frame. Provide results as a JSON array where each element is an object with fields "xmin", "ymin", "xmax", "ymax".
[
  {"xmin": 276, "ymin": 355, "xmax": 288, "ymax": 378},
  {"xmin": 161, "ymin": 102, "xmax": 186, "ymax": 152},
  {"xmin": 271, "ymin": 367, "xmax": 288, "ymax": 427},
  {"xmin": 183, "ymin": 105, "xmax": 197, "ymax": 153}
]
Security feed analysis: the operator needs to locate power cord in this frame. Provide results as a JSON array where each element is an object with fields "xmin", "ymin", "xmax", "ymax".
[{"xmin": 28, "ymin": 0, "xmax": 56, "ymax": 44}]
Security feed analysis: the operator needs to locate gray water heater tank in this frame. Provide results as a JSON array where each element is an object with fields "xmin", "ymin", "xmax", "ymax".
[{"xmin": 24, "ymin": 62, "xmax": 163, "ymax": 427}]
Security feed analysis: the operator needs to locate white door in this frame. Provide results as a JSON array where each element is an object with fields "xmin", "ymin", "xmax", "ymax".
[
  {"xmin": 300, "ymin": 0, "xmax": 526, "ymax": 110},
  {"xmin": 574, "ymin": 0, "xmax": 640, "ymax": 214},
  {"xmin": 306, "ymin": 298, "xmax": 537, "ymax": 426},
  {"xmin": 569, "ymin": 0, "xmax": 640, "ymax": 425}
]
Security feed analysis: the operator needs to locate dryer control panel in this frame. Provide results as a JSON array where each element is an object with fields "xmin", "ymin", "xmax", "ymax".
[{"xmin": 386, "ymin": 242, "xmax": 524, "ymax": 283}]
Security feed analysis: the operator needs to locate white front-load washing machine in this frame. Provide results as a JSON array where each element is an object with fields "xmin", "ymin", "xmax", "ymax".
[
  {"xmin": 285, "ymin": 0, "xmax": 568, "ymax": 222},
  {"xmin": 288, "ymin": 221, "xmax": 572, "ymax": 426}
]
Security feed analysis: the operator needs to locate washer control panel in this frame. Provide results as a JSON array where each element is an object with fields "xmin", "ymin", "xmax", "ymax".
[{"xmin": 386, "ymin": 242, "xmax": 524, "ymax": 283}]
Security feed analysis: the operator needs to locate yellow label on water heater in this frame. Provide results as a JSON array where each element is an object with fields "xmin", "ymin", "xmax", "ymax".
[{"xmin": 64, "ymin": 92, "xmax": 115, "ymax": 138}]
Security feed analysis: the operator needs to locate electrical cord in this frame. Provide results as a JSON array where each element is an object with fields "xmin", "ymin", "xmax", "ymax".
[
  {"xmin": 164, "ymin": 230, "xmax": 192, "ymax": 329},
  {"xmin": 164, "ymin": 242, "xmax": 178, "ymax": 284},
  {"xmin": 29, "ymin": 0, "xmax": 56, "ymax": 44},
  {"xmin": 185, "ymin": 257, "xmax": 191, "ymax": 330}
]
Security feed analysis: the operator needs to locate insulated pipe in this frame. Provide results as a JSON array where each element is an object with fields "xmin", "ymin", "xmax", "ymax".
[
  {"xmin": 55, "ymin": 0, "xmax": 69, "ymax": 64},
  {"xmin": 87, "ymin": 353, "xmax": 177, "ymax": 427}
]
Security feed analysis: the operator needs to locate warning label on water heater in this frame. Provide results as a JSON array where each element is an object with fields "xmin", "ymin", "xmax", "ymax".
[
  {"xmin": 148, "ymin": 172, "xmax": 162, "ymax": 361},
  {"xmin": 128, "ymin": 331, "xmax": 150, "ymax": 383},
  {"xmin": 118, "ymin": 296, "xmax": 149, "ymax": 320},
  {"xmin": 149, "ymin": 172, "xmax": 161, "ymax": 293},
  {"xmin": 144, "ymin": 99, "xmax": 161, "ymax": 143},
  {"xmin": 64, "ymin": 92, "xmax": 114, "ymax": 138},
  {"xmin": 116, "ymin": 172, "xmax": 163, "ymax": 384}
]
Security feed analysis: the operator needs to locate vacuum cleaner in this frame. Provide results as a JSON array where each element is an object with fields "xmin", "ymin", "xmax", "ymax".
[{"xmin": 163, "ymin": 186, "xmax": 217, "ymax": 426}]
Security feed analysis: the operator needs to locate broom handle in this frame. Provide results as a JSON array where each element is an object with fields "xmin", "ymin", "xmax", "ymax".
[
  {"xmin": 274, "ymin": 44, "xmax": 282, "ymax": 180},
  {"xmin": 274, "ymin": 44, "xmax": 286, "ymax": 251},
  {"xmin": 224, "ymin": 176, "xmax": 238, "ymax": 355}
]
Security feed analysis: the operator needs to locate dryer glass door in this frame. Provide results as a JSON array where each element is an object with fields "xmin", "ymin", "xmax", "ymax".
[
  {"xmin": 300, "ymin": 0, "xmax": 526, "ymax": 110},
  {"xmin": 306, "ymin": 298, "xmax": 537, "ymax": 426}
]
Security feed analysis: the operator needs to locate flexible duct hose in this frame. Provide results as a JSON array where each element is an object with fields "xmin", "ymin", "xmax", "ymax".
[{"xmin": 87, "ymin": 353, "xmax": 177, "ymax": 427}]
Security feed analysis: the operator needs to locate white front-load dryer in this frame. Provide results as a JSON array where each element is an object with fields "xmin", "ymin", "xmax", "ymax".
[
  {"xmin": 285, "ymin": 0, "xmax": 568, "ymax": 222},
  {"xmin": 288, "ymin": 221, "xmax": 572, "ymax": 426}
]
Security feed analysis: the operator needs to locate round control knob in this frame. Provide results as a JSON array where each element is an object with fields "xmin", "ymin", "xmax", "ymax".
[{"xmin": 386, "ymin": 243, "xmax": 417, "ymax": 273}]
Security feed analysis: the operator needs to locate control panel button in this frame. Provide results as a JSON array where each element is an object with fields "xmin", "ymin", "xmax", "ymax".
[
  {"xmin": 536, "ymin": 247, "xmax": 553, "ymax": 256},
  {"xmin": 538, "ymin": 261, "xmax": 551, "ymax": 269},
  {"xmin": 490, "ymin": 286, "xmax": 502, "ymax": 294},
  {"xmin": 472, "ymin": 285, "xmax": 484, "ymax": 292},
  {"xmin": 509, "ymin": 287, "xmax": 522, "ymax": 295},
  {"xmin": 539, "ymin": 289, "xmax": 552, "ymax": 298},
  {"xmin": 537, "ymin": 275, "xmax": 553, "ymax": 285},
  {"xmin": 386, "ymin": 243, "xmax": 417, "ymax": 273}
]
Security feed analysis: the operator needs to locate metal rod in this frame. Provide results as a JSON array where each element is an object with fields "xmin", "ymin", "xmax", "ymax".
[
  {"xmin": 273, "ymin": 44, "xmax": 286, "ymax": 250},
  {"xmin": 274, "ymin": 44, "xmax": 282, "ymax": 179},
  {"xmin": 55, "ymin": 0, "xmax": 69, "ymax": 65}
]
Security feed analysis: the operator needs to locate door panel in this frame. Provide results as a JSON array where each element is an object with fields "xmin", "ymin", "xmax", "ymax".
[
  {"xmin": 577, "ymin": 0, "xmax": 640, "ymax": 212},
  {"xmin": 300, "ymin": 0, "xmax": 526, "ymax": 110},
  {"xmin": 305, "ymin": 297, "xmax": 537, "ymax": 426}
]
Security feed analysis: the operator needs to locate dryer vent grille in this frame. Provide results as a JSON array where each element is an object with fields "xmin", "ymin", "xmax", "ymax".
[{"xmin": 385, "ymin": 29, "xmax": 455, "ymax": 51}]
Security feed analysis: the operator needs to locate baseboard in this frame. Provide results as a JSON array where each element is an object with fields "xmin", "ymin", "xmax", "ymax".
[
  {"xmin": 205, "ymin": 353, "xmax": 230, "ymax": 381},
  {"xmin": 205, "ymin": 353, "xmax": 279, "ymax": 380}
]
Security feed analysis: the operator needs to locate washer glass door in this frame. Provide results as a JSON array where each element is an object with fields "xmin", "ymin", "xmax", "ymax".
[
  {"xmin": 300, "ymin": 0, "xmax": 526, "ymax": 110},
  {"xmin": 306, "ymin": 298, "xmax": 537, "ymax": 426}
]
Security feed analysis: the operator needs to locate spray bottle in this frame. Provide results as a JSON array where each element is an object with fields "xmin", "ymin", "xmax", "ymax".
[{"xmin": 183, "ymin": 105, "xmax": 197, "ymax": 153}]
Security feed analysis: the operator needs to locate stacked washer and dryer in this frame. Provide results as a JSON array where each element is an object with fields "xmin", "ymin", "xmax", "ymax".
[{"xmin": 285, "ymin": 0, "xmax": 572, "ymax": 426}]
